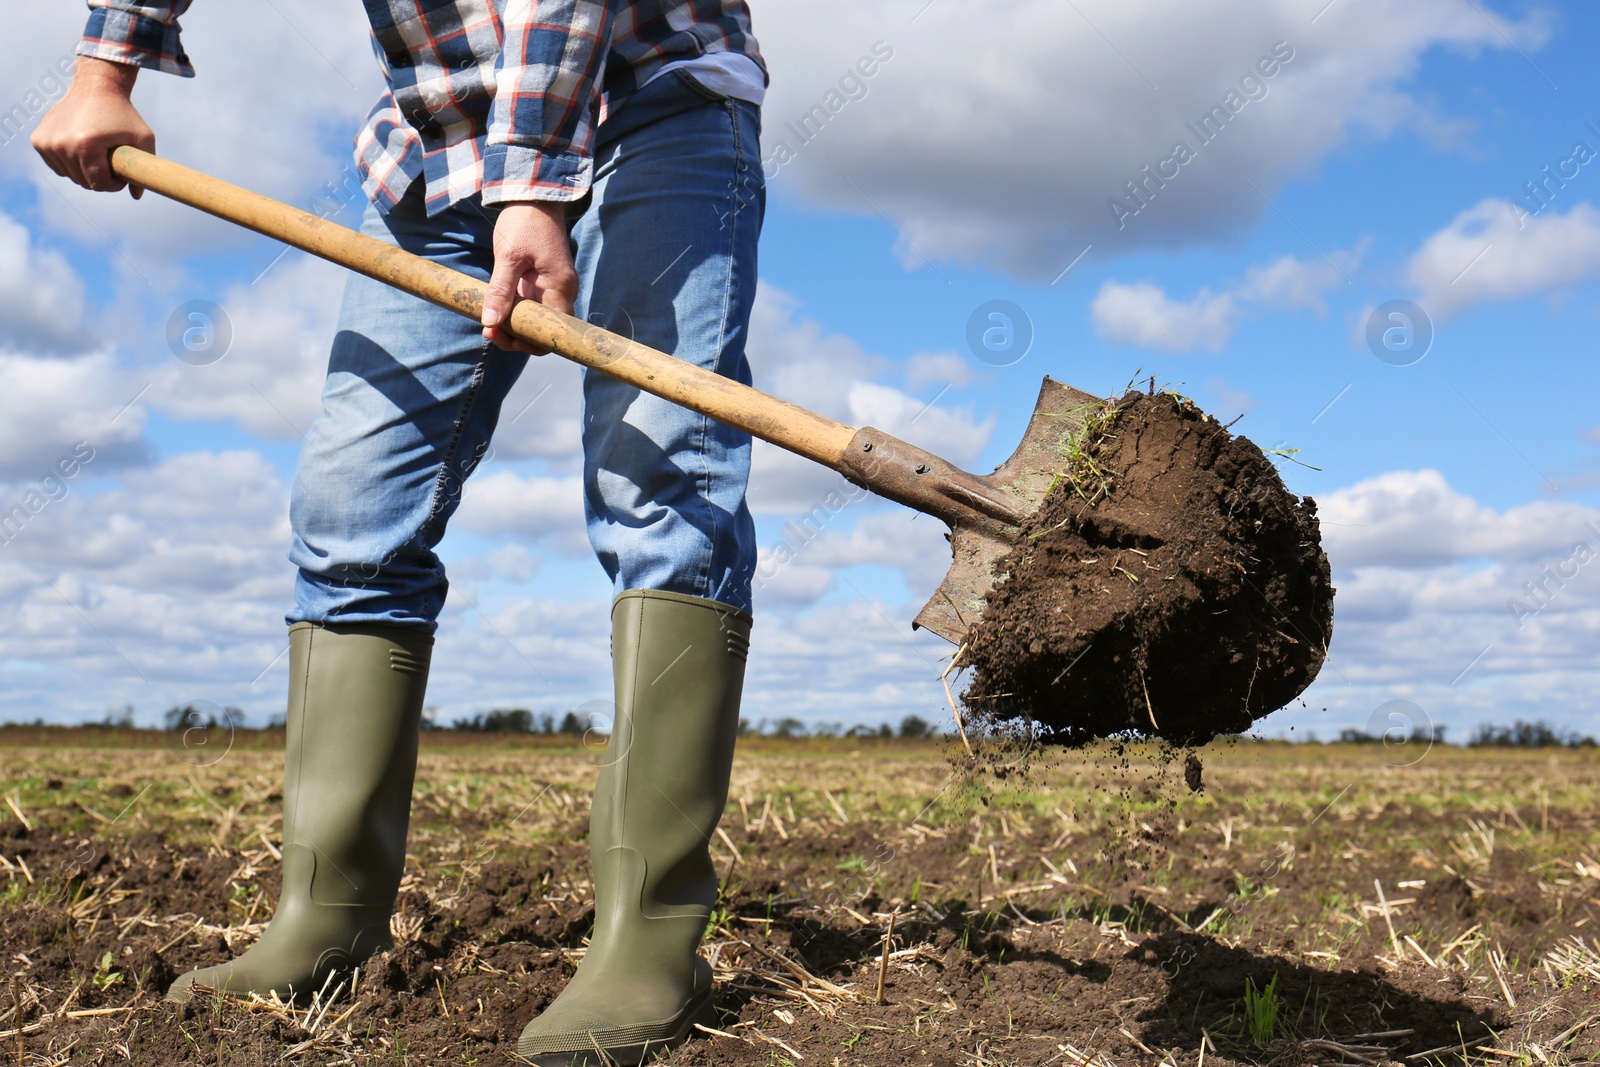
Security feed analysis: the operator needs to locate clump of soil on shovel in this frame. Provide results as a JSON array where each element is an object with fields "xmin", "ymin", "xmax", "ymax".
[{"xmin": 958, "ymin": 390, "xmax": 1333, "ymax": 747}]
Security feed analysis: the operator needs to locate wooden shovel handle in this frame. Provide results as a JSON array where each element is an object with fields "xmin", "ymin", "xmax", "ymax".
[{"xmin": 109, "ymin": 146, "xmax": 857, "ymax": 468}]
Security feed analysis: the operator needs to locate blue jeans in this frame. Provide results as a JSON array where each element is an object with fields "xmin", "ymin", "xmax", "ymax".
[{"xmin": 287, "ymin": 71, "xmax": 763, "ymax": 632}]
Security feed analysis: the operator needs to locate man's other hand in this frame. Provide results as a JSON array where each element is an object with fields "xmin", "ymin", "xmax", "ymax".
[
  {"xmin": 482, "ymin": 202, "xmax": 578, "ymax": 355},
  {"xmin": 32, "ymin": 58, "xmax": 153, "ymax": 198}
]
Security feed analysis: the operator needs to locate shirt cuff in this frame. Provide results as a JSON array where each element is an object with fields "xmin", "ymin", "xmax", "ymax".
[
  {"xmin": 78, "ymin": 9, "xmax": 195, "ymax": 78},
  {"xmin": 481, "ymin": 143, "xmax": 592, "ymax": 204}
]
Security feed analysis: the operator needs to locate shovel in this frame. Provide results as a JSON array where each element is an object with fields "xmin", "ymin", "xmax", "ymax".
[{"xmin": 109, "ymin": 147, "xmax": 1099, "ymax": 645}]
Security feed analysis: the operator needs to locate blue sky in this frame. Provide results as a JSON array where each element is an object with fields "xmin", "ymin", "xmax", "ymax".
[{"xmin": 1, "ymin": 0, "xmax": 1597, "ymax": 744}]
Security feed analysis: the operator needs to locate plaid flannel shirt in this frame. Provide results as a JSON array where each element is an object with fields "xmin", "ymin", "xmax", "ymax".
[{"xmin": 78, "ymin": 1, "xmax": 765, "ymax": 214}]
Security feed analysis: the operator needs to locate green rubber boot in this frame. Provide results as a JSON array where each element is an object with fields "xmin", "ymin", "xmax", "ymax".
[
  {"xmin": 167, "ymin": 621, "xmax": 432, "ymax": 1005},
  {"xmin": 517, "ymin": 590, "xmax": 752, "ymax": 1066}
]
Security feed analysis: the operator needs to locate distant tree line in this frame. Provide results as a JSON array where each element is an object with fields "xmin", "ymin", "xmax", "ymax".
[
  {"xmin": 444, "ymin": 709, "xmax": 585, "ymax": 734},
  {"xmin": 1336, "ymin": 724, "xmax": 1449, "ymax": 745},
  {"xmin": 5, "ymin": 708, "xmax": 1593, "ymax": 750},
  {"xmin": 0, "ymin": 704, "xmax": 247, "ymax": 730},
  {"xmin": 0, "ymin": 706, "xmax": 946, "ymax": 739},
  {"xmin": 738, "ymin": 714, "xmax": 944, "ymax": 739},
  {"xmin": 1467, "ymin": 719, "xmax": 1596, "ymax": 748},
  {"xmin": 1332, "ymin": 718, "xmax": 1595, "ymax": 748},
  {"xmin": 162, "ymin": 704, "xmax": 244, "ymax": 730},
  {"xmin": 419, "ymin": 709, "xmax": 948, "ymax": 739}
]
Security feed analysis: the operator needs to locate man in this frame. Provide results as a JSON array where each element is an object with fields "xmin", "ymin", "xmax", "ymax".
[{"xmin": 33, "ymin": 2, "xmax": 765, "ymax": 1063}]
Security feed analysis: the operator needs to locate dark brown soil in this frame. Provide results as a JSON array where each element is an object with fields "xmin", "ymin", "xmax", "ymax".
[
  {"xmin": 6, "ymin": 776, "xmax": 1594, "ymax": 1067},
  {"xmin": 959, "ymin": 391, "xmax": 1334, "ymax": 746},
  {"xmin": 1183, "ymin": 752, "xmax": 1204, "ymax": 793}
]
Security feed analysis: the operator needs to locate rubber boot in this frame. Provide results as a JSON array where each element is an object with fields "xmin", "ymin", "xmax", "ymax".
[
  {"xmin": 167, "ymin": 621, "xmax": 432, "ymax": 1005},
  {"xmin": 517, "ymin": 590, "xmax": 752, "ymax": 1066}
]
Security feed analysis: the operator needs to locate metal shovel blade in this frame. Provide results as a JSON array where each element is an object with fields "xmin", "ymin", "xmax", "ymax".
[{"xmin": 911, "ymin": 377, "xmax": 1104, "ymax": 645}]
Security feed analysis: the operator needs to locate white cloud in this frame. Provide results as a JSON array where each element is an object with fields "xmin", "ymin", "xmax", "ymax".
[
  {"xmin": 751, "ymin": 559, "xmax": 835, "ymax": 607},
  {"xmin": 488, "ymin": 359, "xmax": 586, "ymax": 463},
  {"xmin": 903, "ymin": 351, "xmax": 982, "ymax": 392},
  {"xmin": 753, "ymin": 507, "xmax": 955, "ymax": 613},
  {"xmin": 1205, "ymin": 377, "xmax": 1256, "ymax": 416},
  {"xmin": 1, "ymin": 533, "xmax": 964, "ymax": 733},
  {"xmin": 12, "ymin": 1, "xmax": 382, "ymax": 260},
  {"xmin": 0, "ymin": 446, "xmax": 617, "ymax": 726},
  {"xmin": 1319, "ymin": 469, "xmax": 1600, "ymax": 568},
  {"xmin": 146, "ymin": 255, "xmax": 343, "ymax": 439},
  {"xmin": 745, "ymin": 286, "xmax": 885, "ymax": 420},
  {"xmin": 0, "ymin": 210, "xmax": 94, "ymax": 353},
  {"xmin": 0, "ymin": 212, "xmax": 156, "ymax": 482},
  {"xmin": 1093, "ymin": 243, "xmax": 1364, "ymax": 350},
  {"xmin": 7, "ymin": 451, "xmax": 290, "ymax": 596},
  {"xmin": 1405, "ymin": 198, "xmax": 1600, "ymax": 320},
  {"xmin": 742, "ymin": 285, "xmax": 996, "ymax": 516},
  {"xmin": 1242, "ymin": 247, "xmax": 1362, "ymax": 311},
  {"xmin": 452, "ymin": 543, "xmax": 542, "ymax": 584},
  {"xmin": 0, "ymin": 262, "xmax": 1002, "ymax": 729},
  {"xmin": 1274, "ymin": 469, "xmax": 1600, "ymax": 741},
  {"xmin": 1293, "ymin": 544, "xmax": 1600, "ymax": 730},
  {"xmin": 756, "ymin": 0, "xmax": 1543, "ymax": 278},
  {"xmin": 807, "ymin": 511, "xmax": 954, "ymax": 602},
  {"xmin": 0, "ymin": 450, "xmax": 295, "ymax": 724},
  {"xmin": 451, "ymin": 469, "xmax": 588, "ymax": 553},
  {"xmin": 428, "ymin": 597, "xmax": 613, "ymax": 717},
  {"xmin": 136, "ymin": 253, "xmax": 584, "ymax": 460},
  {"xmin": 1091, "ymin": 281, "xmax": 1237, "ymax": 352},
  {"xmin": 846, "ymin": 381, "xmax": 993, "ymax": 467},
  {"xmin": 0, "ymin": 351, "xmax": 152, "ymax": 482},
  {"xmin": 748, "ymin": 444, "xmax": 863, "ymax": 518},
  {"xmin": 4, "ymin": 446, "xmax": 1596, "ymax": 742},
  {"xmin": 11, "ymin": 0, "xmax": 1547, "ymax": 288},
  {"xmin": 741, "ymin": 597, "xmax": 953, "ymax": 726},
  {"xmin": 128, "ymin": 248, "xmax": 587, "ymax": 460}
]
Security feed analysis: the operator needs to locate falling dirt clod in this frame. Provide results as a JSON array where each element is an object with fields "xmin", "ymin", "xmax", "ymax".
[{"xmin": 958, "ymin": 390, "xmax": 1335, "ymax": 748}]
